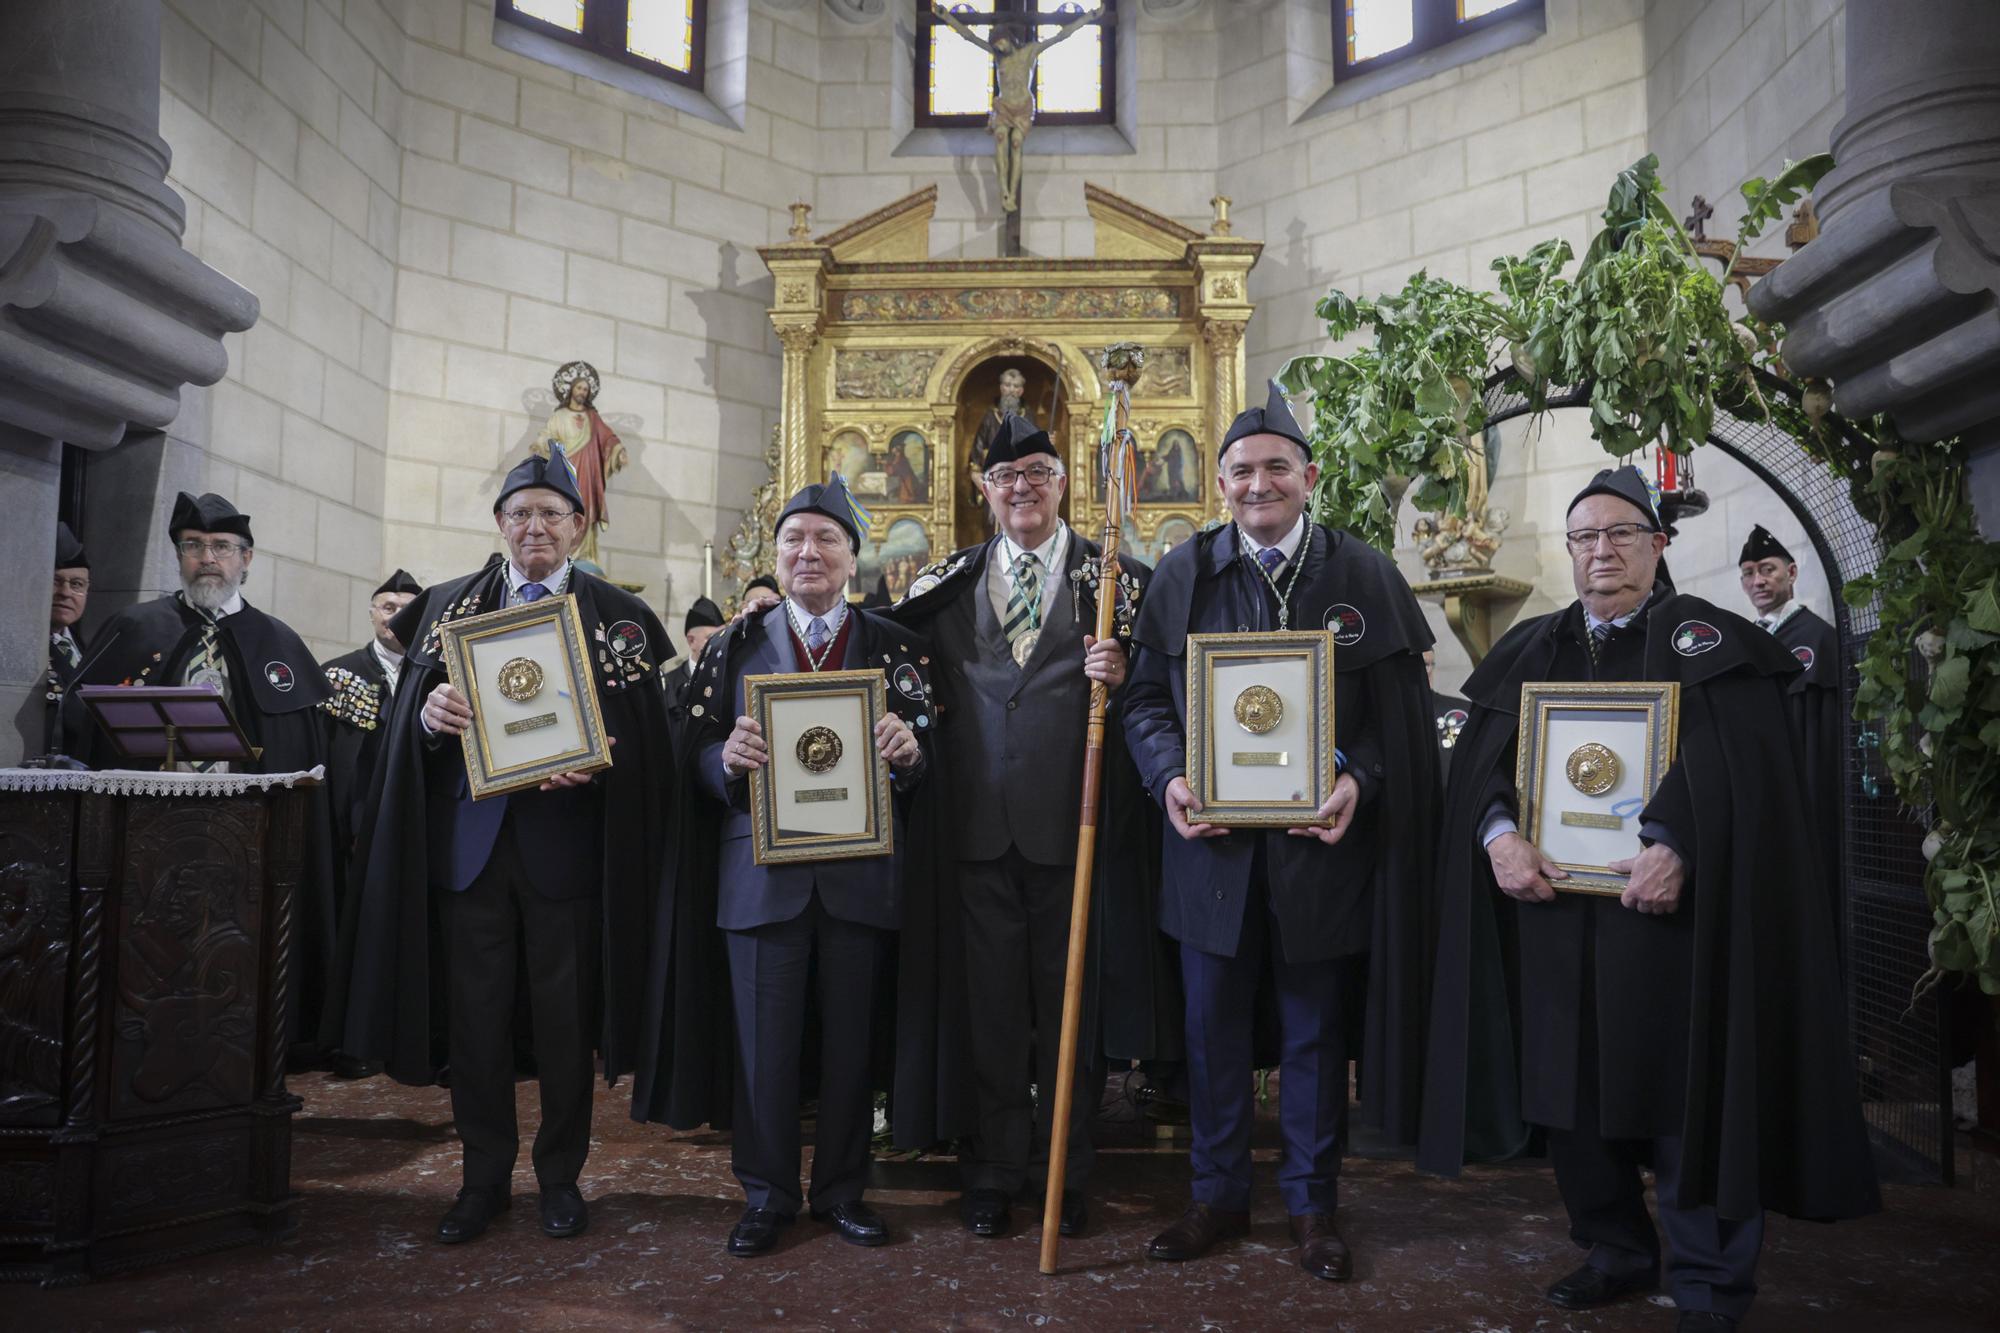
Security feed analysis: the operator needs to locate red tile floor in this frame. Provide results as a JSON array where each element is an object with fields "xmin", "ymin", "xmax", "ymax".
[{"xmin": 19, "ymin": 1071, "xmax": 2000, "ymax": 1331}]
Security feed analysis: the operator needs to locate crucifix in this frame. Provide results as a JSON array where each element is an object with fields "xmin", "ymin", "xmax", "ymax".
[{"xmin": 930, "ymin": 2, "xmax": 1104, "ymax": 256}]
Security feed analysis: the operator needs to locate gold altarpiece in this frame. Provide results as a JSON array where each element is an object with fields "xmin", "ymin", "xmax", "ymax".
[{"xmin": 756, "ymin": 184, "xmax": 1260, "ymax": 601}]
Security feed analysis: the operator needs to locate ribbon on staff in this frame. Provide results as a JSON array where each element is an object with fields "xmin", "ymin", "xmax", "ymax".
[{"xmin": 1098, "ymin": 384, "xmax": 1138, "ymax": 516}]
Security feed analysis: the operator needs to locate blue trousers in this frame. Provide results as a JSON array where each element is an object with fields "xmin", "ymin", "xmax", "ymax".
[{"xmin": 1179, "ymin": 876, "xmax": 1354, "ymax": 1216}]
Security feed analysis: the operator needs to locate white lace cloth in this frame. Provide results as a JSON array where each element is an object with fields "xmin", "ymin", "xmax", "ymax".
[{"xmin": 0, "ymin": 766, "xmax": 324, "ymax": 797}]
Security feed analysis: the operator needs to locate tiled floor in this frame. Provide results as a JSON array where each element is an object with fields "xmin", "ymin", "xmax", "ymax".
[{"xmin": 19, "ymin": 1072, "xmax": 2000, "ymax": 1331}]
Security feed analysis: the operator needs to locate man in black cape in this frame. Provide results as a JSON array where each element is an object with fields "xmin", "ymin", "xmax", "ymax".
[
  {"xmin": 328, "ymin": 449, "xmax": 674, "ymax": 1245},
  {"xmin": 629, "ymin": 476, "xmax": 932, "ymax": 1257},
  {"xmin": 881, "ymin": 413, "xmax": 1174, "ymax": 1240},
  {"xmin": 666, "ymin": 595, "xmax": 725, "ymax": 714},
  {"xmin": 1739, "ymin": 524, "xmax": 1843, "ymax": 932},
  {"xmin": 1121, "ymin": 383, "xmax": 1439, "ymax": 1283},
  {"xmin": 78, "ymin": 492, "xmax": 338, "ymax": 1062},
  {"xmin": 1420, "ymin": 468, "xmax": 1877, "ymax": 1330},
  {"xmin": 41, "ymin": 522, "xmax": 92, "ymax": 759}
]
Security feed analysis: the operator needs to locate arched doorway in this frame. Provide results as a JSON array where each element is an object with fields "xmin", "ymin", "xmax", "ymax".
[
  {"xmin": 1482, "ymin": 368, "xmax": 1949, "ymax": 1183},
  {"xmin": 950, "ymin": 354, "xmax": 1070, "ymax": 549}
]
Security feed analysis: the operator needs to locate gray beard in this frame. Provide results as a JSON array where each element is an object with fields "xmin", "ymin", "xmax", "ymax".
[
  {"xmin": 998, "ymin": 393, "xmax": 1023, "ymax": 416},
  {"xmin": 182, "ymin": 573, "xmax": 238, "ymax": 613}
]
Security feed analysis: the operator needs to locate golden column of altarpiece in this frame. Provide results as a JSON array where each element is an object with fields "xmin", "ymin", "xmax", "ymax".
[{"xmin": 740, "ymin": 184, "xmax": 1260, "ymax": 602}]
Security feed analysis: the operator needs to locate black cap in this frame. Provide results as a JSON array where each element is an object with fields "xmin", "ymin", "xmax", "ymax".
[
  {"xmin": 684, "ymin": 596, "xmax": 724, "ymax": 633},
  {"xmin": 982, "ymin": 414, "xmax": 1058, "ymax": 468},
  {"xmin": 1738, "ymin": 524, "xmax": 1793, "ymax": 565},
  {"xmin": 169, "ymin": 491, "xmax": 254, "ymax": 545},
  {"xmin": 55, "ymin": 521, "xmax": 88, "ymax": 571},
  {"xmin": 776, "ymin": 476, "xmax": 864, "ymax": 551},
  {"xmin": 494, "ymin": 445, "xmax": 585, "ymax": 514},
  {"xmin": 1566, "ymin": 466, "xmax": 1660, "ymax": 530},
  {"xmin": 374, "ymin": 569, "xmax": 422, "ymax": 597},
  {"xmin": 746, "ymin": 574, "xmax": 780, "ymax": 596},
  {"xmin": 1222, "ymin": 380, "xmax": 1311, "ymax": 457}
]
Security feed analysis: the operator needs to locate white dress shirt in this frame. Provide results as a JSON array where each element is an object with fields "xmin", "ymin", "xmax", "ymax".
[
  {"xmin": 370, "ymin": 638, "xmax": 404, "ymax": 695},
  {"xmin": 987, "ymin": 520, "xmax": 1070, "ymax": 626}
]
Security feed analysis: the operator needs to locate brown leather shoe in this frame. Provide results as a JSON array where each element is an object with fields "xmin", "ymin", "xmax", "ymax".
[
  {"xmin": 1289, "ymin": 1212, "xmax": 1352, "ymax": 1281},
  {"xmin": 1147, "ymin": 1202, "xmax": 1250, "ymax": 1262}
]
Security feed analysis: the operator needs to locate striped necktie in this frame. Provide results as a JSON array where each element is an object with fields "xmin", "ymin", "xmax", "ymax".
[
  {"xmin": 806, "ymin": 616, "xmax": 830, "ymax": 656},
  {"xmin": 52, "ymin": 631, "xmax": 79, "ymax": 669},
  {"xmin": 182, "ymin": 619, "xmax": 229, "ymax": 771},
  {"xmin": 1004, "ymin": 552, "xmax": 1042, "ymax": 644}
]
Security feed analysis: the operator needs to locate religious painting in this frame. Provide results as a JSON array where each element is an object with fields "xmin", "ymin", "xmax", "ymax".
[
  {"xmin": 825, "ymin": 430, "xmax": 879, "ymax": 495},
  {"xmin": 855, "ymin": 517, "xmax": 934, "ymax": 605},
  {"xmin": 883, "ymin": 430, "xmax": 931, "ymax": 505},
  {"xmin": 1154, "ymin": 515, "xmax": 1197, "ymax": 556},
  {"xmin": 1139, "ymin": 428, "xmax": 1201, "ymax": 504}
]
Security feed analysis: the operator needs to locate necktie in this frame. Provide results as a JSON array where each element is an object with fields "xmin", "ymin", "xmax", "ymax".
[
  {"xmin": 1004, "ymin": 552, "xmax": 1043, "ymax": 644},
  {"xmin": 806, "ymin": 616, "xmax": 830, "ymax": 656},
  {"xmin": 1256, "ymin": 546, "xmax": 1286, "ymax": 577},
  {"xmin": 53, "ymin": 631, "xmax": 79, "ymax": 669},
  {"xmin": 518, "ymin": 582, "xmax": 548, "ymax": 603},
  {"xmin": 1758, "ymin": 616, "xmax": 1775, "ymax": 632},
  {"xmin": 182, "ymin": 621, "xmax": 229, "ymax": 772}
]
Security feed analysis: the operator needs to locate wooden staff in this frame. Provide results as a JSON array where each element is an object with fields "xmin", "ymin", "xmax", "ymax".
[{"xmin": 1040, "ymin": 343, "xmax": 1142, "ymax": 1274}]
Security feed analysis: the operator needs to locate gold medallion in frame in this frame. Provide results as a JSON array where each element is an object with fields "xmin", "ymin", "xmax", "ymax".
[
  {"xmin": 1515, "ymin": 680, "xmax": 1681, "ymax": 895},
  {"xmin": 437, "ymin": 593, "xmax": 612, "ymax": 800},
  {"xmin": 746, "ymin": 668, "xmax": 895, "ymax": 865},
  {"xmin": 1185, "ymin": 630, "xmax": 1336, "ymax": 828}
]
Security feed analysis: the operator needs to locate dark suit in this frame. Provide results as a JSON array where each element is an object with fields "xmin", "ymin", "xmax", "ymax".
[
  {"xmin": 701, "ymin": 605, "xmax": 919, "ymax": 1217},
  {"xmin": 1122, "ymin": 524, "xmax": 1405, "ymax": 1218},
  {"xmin": 924, "ymin": 532, "xmax": 1098, "ymax": 1195}
]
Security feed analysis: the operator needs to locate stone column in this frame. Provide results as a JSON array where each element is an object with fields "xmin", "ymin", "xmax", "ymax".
[
  {"xmin": 1747, "ymin": 0, "xmax": 2000, "ymax": 535},
  {"xmin": 758, "ymin": 210, "xmax": 832, "ymax": 501},
  {"xmin": 0, "ymin": 0, "xmax": 259, "ymax": 762}
]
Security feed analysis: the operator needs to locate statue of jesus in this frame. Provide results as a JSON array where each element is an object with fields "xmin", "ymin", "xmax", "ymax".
[
  {"xmin": 930, "ymin": 3, "xmax": 1103, "ymax": 216},
  {"xmin": 535, "ymin": 360, "xmax": 628, "ymax": 567}
]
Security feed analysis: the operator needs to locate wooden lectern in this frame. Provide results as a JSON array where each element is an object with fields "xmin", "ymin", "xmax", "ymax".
[{"xmin": 0, "ymin": 766, "xmax": 313, "ymax": 1285}]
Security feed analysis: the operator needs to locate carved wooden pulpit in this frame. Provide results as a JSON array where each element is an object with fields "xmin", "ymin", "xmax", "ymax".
[
  {"xmin": 0, "ymin": 768, "xmax": 311, "ymax": 1285},
  {"xmin": 753, "ymin": 185, "xmax": 1260, "ymax": 600}
]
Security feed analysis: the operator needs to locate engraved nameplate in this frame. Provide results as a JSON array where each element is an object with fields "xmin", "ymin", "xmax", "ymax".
[
  {"xmin": 1231, "ymin": 751, "xmax": 1289, "ymax": 767},
  {"xmin": 504, "ymin": 712, "xmax": 559, "ymax": 735},
  {"xmin": 1561, "ymin": 810, "xmax": 1625, "ymax": 830},
  {"xmin": 796, "ymin": 787, "xmax": 849, "ymax": 804}
]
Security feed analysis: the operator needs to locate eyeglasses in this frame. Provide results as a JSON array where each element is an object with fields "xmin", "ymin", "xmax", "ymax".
[
  {"xmin": 53, "ymin": 575, "xmax": 90, "ymax": 593},
  {"xmin": 176, "ymin": 538, "xmax": 246, "ymax": 558},
  {"xmin": 501, "ymin": 506, "xmax": 577, "ymax": 527},
  {"xmin": 985, "ymin": 463, "xmax": 1062, "ymax": 488},
  {"xmin": 1564, "ymin": 523, "xmax": 1653, "ymax": 554}
]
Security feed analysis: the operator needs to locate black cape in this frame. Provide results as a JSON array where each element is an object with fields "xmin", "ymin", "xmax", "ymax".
[
  {"xmin": 1419, "ymin": 590, "xmax": 1880, "ymax": 1223},
  {"xmin": 1132, "ymin": 522, "xmax": 1440, "ymax": 1145},
  {"xmin": 319, "ymin": 645, "xmax": 392, "ymax": 875},
  {"xmin": 629, "ymin": 602, "xmax": 935, "ymax": 1131},
  {"xmin": 77, "ymin": 594, "xmax": 338, "ymax": 1048},
  {"xmin": 1770, "ymin": 605, "xmax": 1843, "ymax": 935},
  {"xmin": 878, "ymin": 535, "xmax": 1177, "ymax": 1149},
  {"xmin": 326, "ymin": 565, "xmax": 675, "ymax": 1085}
]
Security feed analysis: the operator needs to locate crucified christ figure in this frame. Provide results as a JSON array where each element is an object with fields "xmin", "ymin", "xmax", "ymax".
[{"xmin": 930, "ymin": 3, "xmax": 1103, "ymax": 216}]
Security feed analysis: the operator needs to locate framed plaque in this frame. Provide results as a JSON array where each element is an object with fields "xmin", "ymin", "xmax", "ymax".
[
  {"xmin": 437, "ymin": 594, "xmax": 613, "ymax": 800},
  {"xmin": 746, "ymin": 668, "xmax": 894, "ymax": 865},
  {"xmin": 1516, "ymin": 681, "xmax": 1680, "ymax": 895},
  {"xmin": 1185, "ymin": 630, "xmax": 1336, "ymax": 828}
]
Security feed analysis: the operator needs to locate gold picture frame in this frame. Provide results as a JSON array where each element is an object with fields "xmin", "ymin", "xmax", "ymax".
[
  {"xmin": 1515, "ymin": 680, "xmax": 1681, "ymax": 895},
  {"xmin": 1185, "ymin": 630, "xmax": 1337, "ymax": 828},
  {"xmin": 437, "ymin": 593, "xmax": 612, "ymax": 800},
  {"xmin": 746, "ymin": 668, "xmax": 895, "ymax": 865}
]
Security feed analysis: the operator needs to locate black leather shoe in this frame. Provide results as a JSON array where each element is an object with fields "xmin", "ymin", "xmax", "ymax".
[
  {"xmin": 1545, "ymin": 1262, "xmax": 1658, "ymax": 1310},
  {"xmin": 1289, "ymin": 1212, "xmax": 1352, "ymax": 1281},
  {"xmin": 1677, "ymin": 1314, "xmax": 1738, "ymax": 1331},
  {"xmin": 727, "ymin": 1207, "xmax": 792, "ymax": 1256},
  {"xmin": 1058, "ymin": 1191, "xmax": 1087, "ymax": 1238},
  {"xmin": 436, "ymin": 1187, "xmax": 509, "ymax": 1244},
  {"xmin": 961, "ymin": 1189, "xmax": 1011, "ymax": 1238},
  {"xmin": 813, "ymin": 1199, "xmax": 889, "ymax": 1247},
  {"xmin": 538, "ymin": 1183, "xmax": 588, "ymax": 1238},
  {"xmin": 331, "ymin": 1051, "xmax": 379, "ymax": 1080},
  {"xmin": 1146, "ymin": 1202, "xmax": 1250, "ymax": 1262}
]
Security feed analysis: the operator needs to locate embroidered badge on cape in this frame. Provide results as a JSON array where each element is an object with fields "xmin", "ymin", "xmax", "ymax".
[
  {"xmin": 1325, "ymin": 604, "xmax": 1366, "ymax": 646},
  {"xmin": 1673, "ymin": 620, "xmax": 1722, "ymax": 656},
  {"xmin": 607, "ymin": 620, "xmax": 647, "ymax": 660},
  {"xmin": 893, "ymin": 663, "xmax": 924, "ymax": 701},
  {"xmin": 265, "ymin": 661, "xmax": 295, "ymax": 691},
  {"xmin": 1792, "ymin": 644, "xmax": 1815, "ymax": 670}
]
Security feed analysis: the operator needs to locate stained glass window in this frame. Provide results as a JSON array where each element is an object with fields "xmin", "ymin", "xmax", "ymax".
[
  {"xmin": 916, "ymin": 0, "xmax": 1116, "ymax": 129},
  {"xmin": 1334, "ymin": 0, "xmax": 1540, "ymax": 78},
  {"xmin": 497, "ymin": 0, "xmax": 705, "ymax": 89}
]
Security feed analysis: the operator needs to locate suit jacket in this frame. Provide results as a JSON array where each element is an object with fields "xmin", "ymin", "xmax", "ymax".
[
  {"xmin": 699, "ymin": 604, "xmax": 927, "ymax": 932},
  {"xmin": 923, "ymin": 534, "xmax": 1095, "ymax": 865}
]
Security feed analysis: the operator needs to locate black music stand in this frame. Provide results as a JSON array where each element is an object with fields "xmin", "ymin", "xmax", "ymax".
[{"xmin": 77, "ymin": 685, "xmax": 260, "ymax": 769}]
